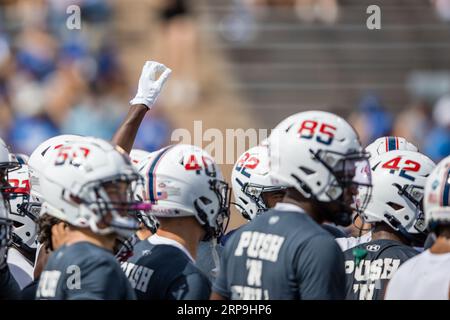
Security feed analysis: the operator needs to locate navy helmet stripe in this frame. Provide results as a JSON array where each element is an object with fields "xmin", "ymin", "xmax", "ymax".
[
  {"xmin": 388, "ymin": 136, "xmax": 397, "ymax": 151},
  {"xmin": 147, "ymin": 146, "xmax": 173, "ymax": 203},
  {"xmin": 443, "ymin": 170, "xmax": 450, "ymax": 206}
]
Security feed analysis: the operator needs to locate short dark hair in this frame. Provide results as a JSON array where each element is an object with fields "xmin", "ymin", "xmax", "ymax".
[
  {"xmin": 434, "ymin": 224, "xmax": 450, "ymax": 239},
  {"xmin": 37, "ymin": 214, "xmax": 62, "ymax": 253}
]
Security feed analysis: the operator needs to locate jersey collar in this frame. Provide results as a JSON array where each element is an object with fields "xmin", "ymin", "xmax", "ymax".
[
  {"xmin": 147, "ymin": 234, "xmax": 195, "ymax": 263},
  {"xmin": 274, "ymin": 202, "xmax": 306, "ymax": 214}
]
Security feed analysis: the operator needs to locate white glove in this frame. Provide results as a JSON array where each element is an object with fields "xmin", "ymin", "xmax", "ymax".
[{"xmin": 130, "ymin": 61, "xmax": 172, "ymax": 108}]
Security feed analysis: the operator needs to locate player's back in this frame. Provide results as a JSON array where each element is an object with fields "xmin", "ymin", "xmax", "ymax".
[
  {"xmin": 122, "ymin": 236, "xmax": 211, "ymax": 300},
  {"xmin": 344, "ymin": 239, "xmax": 418, "ymax": 300},
  {"xmin": 385, "ymin": 250, "xmax": 450, "ymax": 300},
  {"xmin": 36, "ymin": 241, "xmax": 135, "ymax": 300},
  {"xmin": 214, "ymin": 207, "xmax": 346, "ymax": 300}
]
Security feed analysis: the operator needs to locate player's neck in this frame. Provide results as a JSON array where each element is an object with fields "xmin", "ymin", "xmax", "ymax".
[
  {"xmin": 65, "ymin": 229, "xmax": 115, "ymax": 252},
  {"xmin": 371, "ymin": 224, "xmax": 408, "ymax": 244},
  {"xmin": 156, "ymin": 218, "xmax": 203, "ymax": 260},
  {"xmin": 430, "ymin": 236, "xmax": 450, "ymax": 254},
  {"xmin": 282, "ymin": 193, "xmax": 324, "ymax": 224}
]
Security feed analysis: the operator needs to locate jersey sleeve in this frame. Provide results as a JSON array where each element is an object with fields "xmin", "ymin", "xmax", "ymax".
[
  {"xmin": 212, "ymin": 240, "xmax": 232, "ymax": 299},
  {"xmin": 296, "ymin": 234, "xmax": 346, "ymax": 300},
  {"xmin": 167, "ymin": 272, "xmax": 211, "ymax": 300},
  {"xmin": 0, "ymin": 265, "xmax": 21, "ymax": 300}
]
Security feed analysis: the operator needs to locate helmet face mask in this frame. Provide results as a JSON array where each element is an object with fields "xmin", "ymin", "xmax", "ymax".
[
  {"xmin": 0, "ymin": 195, "xmax": 12, "ymax": 267},
  {"xmin": 67, "ymin": 172, "xmax": 144, "ymax": 238}
]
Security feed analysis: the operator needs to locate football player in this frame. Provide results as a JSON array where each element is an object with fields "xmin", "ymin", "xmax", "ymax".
[
  {"xmin": 5, "ymin": 162, "xmax": 39, "ymax": 289},
  {"xmin": 196, "ymin": 145, "xmax": 287, "ymax": 282},
  {"xmin": 212, "ymin": 110, "xmax": 372, "ymax": 300},
  {"xmin": 0, "ymin": 139, "xmax": 23, "ymax": 299},
  {"xmin": 0, "ymin": 193, "xmax": 20, "ymax": 299},
  {"xmin": 35, "ymin": 139, "xmax": 144, "ymax": 299},
  {"xmin": 336, "ymin": 136, "xmax": 419, "ymax": 251},
  {"xmin": 385, "ymin": 155, "xmax": 450, "ymax": 300},
  {"xmin": 344, "ymin": 150, "xmax": 434, "ymax": 300},
  {"xmin": 121, "ymin": 144, "xmax": 230, "ymax": 300}
]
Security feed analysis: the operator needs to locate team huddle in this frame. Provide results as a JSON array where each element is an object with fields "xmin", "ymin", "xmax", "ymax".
[{"xmin": 0, "ymin": 61, "xmax": 449, "ymax": 300}]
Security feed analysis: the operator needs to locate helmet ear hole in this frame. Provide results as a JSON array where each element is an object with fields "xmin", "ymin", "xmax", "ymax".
[
  {"xmin": 387, "ymin": 201, "xmax": 404, "ymax": 211},
  {"xmin": 239, "ymin": 197, "xmax": 248, "ymax": 205},
  {"xmin": 299, "ymin": 166, "xmax": 315, "ymax": 176},
  {"xmin": 199, "ymin": 196, "xmax": 212, "ymax": 205}
]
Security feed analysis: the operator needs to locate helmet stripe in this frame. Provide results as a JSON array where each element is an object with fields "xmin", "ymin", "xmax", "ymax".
[
  {"xmin": 388, "ymin": 136, "xmax": 396, "ymax": 151},
  {"xmin": 442, "ymin": 169, "xmax": 450, "ymax": 207},
  {"xmin": 146, "ymin": 146, "xmax": 173, "ymax": 203}
]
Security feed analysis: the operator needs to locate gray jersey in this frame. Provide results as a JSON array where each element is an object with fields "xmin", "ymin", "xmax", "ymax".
[
  {"xmin": 195, "ymin": 240, "xmax": 222, "ymax": 282},
  {"xmin": 213, "ymin": 209, "xmax": 346, "ymax": 300},
  {"xmin": 0, "ymin": 264, "xmax": 20, "ymax": 300},
  {"xmin": 344, "ymin": 239, "xmax": 418, "ymax": 300},
  {"xmin": 36, "ymin": 242, "xmax": 136, "ymax": 300},
  {"xmin": 122, "ymin": 239, "xmax": 211, "ymax": 300}
]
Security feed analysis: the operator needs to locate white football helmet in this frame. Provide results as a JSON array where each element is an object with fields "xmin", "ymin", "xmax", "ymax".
[
  {"xmin": 0, "ymin": 138, "xmax": 21, "ymax": 199},
  {"xmin": 268, "ymin": 110, "xmax": 372, "ymax": 225},
  {"xmin": 232, "ymin": 145, "xmax": 285, "ymax": 220},
  {"xmin": 38, "ymin": 138, "xmax": 146, "ymax": 239},
  {"xmin": 365, "ymin": 136, "xmax": 418, "ymax": 158},
  {"xmin": 0, "ymin": 193, "xmax": 12, "ymax": 268},
  {"xmin": 5, "ymin": 164, "xmax": 39, "ymax": 252},
  {"xmin": 138, "ymin": 144, "xmax": 230, "ymax": 240},
  {"xmin": 28, "ymin": 134, "xmax": 84, "ymax": 202},
  {"xmin": 130, "ymin": 149, "xmax": 151, "ymax": 168},
  {"xmin": 359, "ymin": 150, "xmax": 435, "ymax": 241},
  {"xmin": 424, "ymin": 155, "xmax": 450, "ymax": 229}
]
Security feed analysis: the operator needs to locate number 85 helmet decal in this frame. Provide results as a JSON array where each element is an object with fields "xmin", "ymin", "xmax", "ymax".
[{"xmin": 267, "ymin": 110, "xmax": 372, "ymax": 226}]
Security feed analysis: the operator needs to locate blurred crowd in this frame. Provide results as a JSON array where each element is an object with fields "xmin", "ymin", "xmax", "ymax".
[
  {"xmin": 0, "ymin": 0, "xmax": 449, "ymax": 162},
  {"xmin": 349, "ymin": 93, "xmax": 450, "ymax": 163},
  {"xmin": 0, "ymin": 0, "xmax": 172, "ymax": 155}
]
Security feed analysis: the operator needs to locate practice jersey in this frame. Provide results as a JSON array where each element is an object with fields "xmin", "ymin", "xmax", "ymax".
[
  {"xmin": 196, "ymin": 240, "xmax": 222, "ymax": 282},
  {"xmin": 36, "ymin": 242, "xmax": 136, "ymax": 300},
  {"xmin": 385, "ymin": 250, "xmax": 450, "ymax": 300},
  {"xmin": 344, "ymin": 239, "xmax": 418, "ymax": 300},
  {"xmin": 0, "ymin": 264, "xmax": 21, "ymax": 300},
  {"xmin": 7, "ymin": 247, "xmax": 34, "ymax": 289},
  {"xmin": 213, "ymin": 203, "xmax": 346, "ymax": 300},
  {"xmin": 121, "ymin": 234, "xmax": 211, "ymax": 300}
]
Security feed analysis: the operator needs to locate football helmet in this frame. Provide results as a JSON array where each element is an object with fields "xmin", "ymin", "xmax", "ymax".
[
  {"xmin": 359, "ymin": 150, "xmax": 435, "ymax": 241},
  {"xmin": 232, "ymin": 145, "xmax": 285, "ymax": 220},
  {"xmin": 0, "ymin": 138, "xmax": 21, "ymax": 200},
  {"xmin": 138, "ymin": 144, "xmax": 230, "ymax": 240},
  {"xmin": 38, "ymin": 138, "xmax": 148, "ymax": 239},
  {"xmin": 4, "ymin": 164, "xmax": 39, "ymax": 253},
  {"xmin": 268, "ymin": 110, "xmax": 372, "ymax": 225},
  {"xmin": 130, "ymin": 149, "xmax": 151, "ymax": 168},
  {"xmin": 366, "ymin": 136, "xmax": 418, "ymax": 158},
  {"xmin": 424, "ymin": 155, "xmax": 450, "ymax": 229}
]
